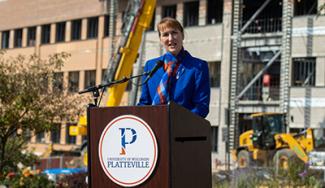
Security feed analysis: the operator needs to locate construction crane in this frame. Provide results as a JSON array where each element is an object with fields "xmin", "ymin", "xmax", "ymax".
[{"xmin": 69, "ymin": 0, "xmax": 156, "ymax": 166}]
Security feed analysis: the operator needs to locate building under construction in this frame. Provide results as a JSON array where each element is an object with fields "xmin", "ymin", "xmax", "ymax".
[{"xmin": 0, "ymin": 0, "xmax": 324, "ymax": 171}]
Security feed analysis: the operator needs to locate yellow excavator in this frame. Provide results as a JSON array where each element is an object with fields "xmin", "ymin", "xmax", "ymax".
[
  {"xmin": 233, "ymin": 113, "xmax": 315, "ymax": 169},
  {"xmin": 69, "ymin": 0, "xmax": 156, "ymax": 167}
]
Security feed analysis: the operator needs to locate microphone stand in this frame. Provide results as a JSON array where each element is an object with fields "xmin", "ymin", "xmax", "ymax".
[
  {"xmin": 78, "ymin": 70, "xmax": 153, "ymax": 185},
  {"xmin": 78, "ymin": 71, "xmax": 150, "ymax": 107}
]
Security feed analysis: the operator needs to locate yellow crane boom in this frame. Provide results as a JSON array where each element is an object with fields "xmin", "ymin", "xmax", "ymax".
[
  {"xmin": 69, "ymin": 0, "xmax": 156, "ymax": 166},
  {"xmin": 107, "ymin": 0, "xmax": 156, "ymax": 106}
]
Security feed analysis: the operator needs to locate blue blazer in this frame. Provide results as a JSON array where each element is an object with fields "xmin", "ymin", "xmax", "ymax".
[{"xmin": 138, "ymin": 50, "xmax": 210, "ymax": 118}]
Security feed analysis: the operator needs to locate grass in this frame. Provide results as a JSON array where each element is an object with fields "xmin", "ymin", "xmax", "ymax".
[{"xmin": 213, "ymin": 159, "xmax": 323, "ymax": 188}]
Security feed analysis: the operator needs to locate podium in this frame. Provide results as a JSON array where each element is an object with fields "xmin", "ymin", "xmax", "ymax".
[{"xmin": 88, "ymin": 102, "xmax": 211, "ymax": 188}]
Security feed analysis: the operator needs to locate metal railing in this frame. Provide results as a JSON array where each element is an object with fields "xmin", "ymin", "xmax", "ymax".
[
  {"xmin": 242, "ymin": 17, "xmax": 282, "ymax": 34},
  {"xmin": 238, "ymin": 86, "xmax": 280, "ymax": 101}
]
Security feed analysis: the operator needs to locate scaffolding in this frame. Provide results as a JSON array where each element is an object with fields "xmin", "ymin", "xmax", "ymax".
[{"xmin": 228, "ymin": 0, "xmax": 293, "ymax": 155}]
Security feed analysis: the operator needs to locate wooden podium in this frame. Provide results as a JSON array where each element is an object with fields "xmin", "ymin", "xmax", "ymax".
[{"xmin": 88, "ymin": 102, "xmax": 211, "ymax": 188}]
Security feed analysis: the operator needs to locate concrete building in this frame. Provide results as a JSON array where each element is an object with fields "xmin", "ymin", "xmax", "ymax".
[{"xmin": 0, "ymin": 0, "xmax": 324, "ymax": 171}]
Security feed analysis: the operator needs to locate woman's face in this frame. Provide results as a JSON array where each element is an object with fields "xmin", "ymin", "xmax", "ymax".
[{"xmin": 159, "ymin": 27, "xmax": 183, "ymax": 56}]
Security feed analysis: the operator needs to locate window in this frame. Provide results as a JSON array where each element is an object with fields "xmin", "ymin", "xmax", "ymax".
[
  {"xmin": 211, "ymin": 126, "xmax": 218, "ymax": 152},
  {"xmin": 1, "ymin": 31, "xmax": 10, "ymax": 49},
  {"xmin": 208, "ymin": 62, "xmax": 221, "ymax": 87},
  {"xmin": 292, "ymin": 57, "xmax": 316, "ymax": 86},
  {"xmin": 183, "ymin": 1, "xmax": 199, "ymax": 27},
  {"xmin": 27, "ymin": 27, "xmax": 36, "ymax": 47},
  {"xmin": 71, "ymin": 19, "xmax": 82, "ymax": 40},
  {"xmin": 53, "ymin": 72, "xmax": 64, "ymax": 93},
  {"xmin": 162, "ymin": 5, "xmax": 177, "ymax": 18},
  {"xmin": 14, "ymin": 29, "xmax": 23, "ymax": 48},
  {"xmin": 36, "ymin": 131, "xmax": 45, "ymax": 143},
  {"xmin": 68, "ymin": 71, "xmax": 79, "ymax": 93},
  {"xmin": 41, "ymin": 24, "xmax": 51, "ymax": 44},
  {"xmin": 87, "ymin": 17, "xmax": 98, "ymax": 39},
  {"xmin": 207, "ymin": 0, "xmax": 223, "ymax": 24},
  {"xmin": 104, "ymin": 15, "xmax": 110, "ymax": 37},
  {"xmin": 313, "ymin": 129, "xmax": 325, "ymax": 148},
  {"xmin": 84, "ymin": 70, "xmax": 96, "ymax": 89},
  {"xmin": 242, "ymin": 0, "xmax": 282, "ymax": 33},
  {"xmin": 66, "ymin": 124, "xmax": 76, "ymax": 144},
  {"xmin": 51, "ymin": 124, "xmax": 61, "ymax": 144},
  {"xmin": 56, "ymin": 22, "xmax": 65, "ymax": 42},
  {"xmin": 294, "ymin": 0, "xmax": 317, "ymax": 16}
]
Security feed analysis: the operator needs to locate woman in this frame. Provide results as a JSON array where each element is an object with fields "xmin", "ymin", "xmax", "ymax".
[{"xmin": 138, "ymin": 17, "xmax": 210, "ymax": 118}]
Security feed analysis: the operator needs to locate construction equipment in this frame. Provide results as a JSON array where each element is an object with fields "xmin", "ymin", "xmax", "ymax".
[
  {"xmin": 233, "ymin": 113, "xmax": 315, "ymax": 169},
  {"xmin": 69, "ymin": 0, "xmax": 156, "ymax": 167},
  {"xmin": 105, "ymin": 0, "xmax": 156, "ymax": 106}
]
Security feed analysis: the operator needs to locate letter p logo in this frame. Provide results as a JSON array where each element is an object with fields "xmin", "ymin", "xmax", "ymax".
[{"xmin": 120, "ymin": 128, "xmax": 137, "ymax": 155}]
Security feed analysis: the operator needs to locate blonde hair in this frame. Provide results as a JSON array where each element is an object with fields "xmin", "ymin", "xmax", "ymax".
[{"xmin": 157, "ymin": 17, "xmax": 184, "ymax": 38}]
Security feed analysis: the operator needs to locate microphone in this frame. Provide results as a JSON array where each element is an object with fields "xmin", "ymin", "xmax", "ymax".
[
  {"xmin": 143, "ymin": 60, "xmax": 164, "ymax": 84},
  {"xmin": 78, "ymin": 85, "xmax": 98, "ymax": 94}
]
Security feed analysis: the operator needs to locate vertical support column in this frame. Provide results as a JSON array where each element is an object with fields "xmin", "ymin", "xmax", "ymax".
[
  {"xmin": 103, "ymin": 0, "xmax": 118, "ymax": 84},
  {"xmin": 155, "ymin": 6, "xmax": 162, "ymax": 28},
  {"xmin": 109, "ymin": 0, "xmax": 118, "ymax": 56},
  {"xmin": 63, "ymin": 71, "xmax": 69, "ymax": 96},
  {"xmin": 280, "ymin": 0, "xmax": 293, "ymax": 124},
  {"xmin": 228, "ymin": 0, "xmax": 242, "ymax": 151},
  {"xmin": 45, "ymin": 132, "xmax": 51, "ymax": 143},
  {"xmin": 79, "ymin": 70, "xmax": 85, "ymax": 91},
  {"xmin": 155, "ymin": 6, "xmax": 163, "ymax": 55},
  {"xmin": 316, "ymin": 57, "xmax": 325, "ymax": 86},
  {"xmin": 176, "ymin": 2, "xmax": 184, "ymax": 25},
  {"xmin": 98, "ymin": 16, "xmax": 105, "ymax": 39},
  {"xmin": 81, "ymin": 18, "xmax": 88, "ymax": 40},
  {"xmin": 9, "ymin": 30, "xmax": 14, "ymax": 49},
  {"xmin": 61, "ymin": 122, "xmax": 67, "ymax": 145},
  {"xmin": 199, "ymin": 0, "xmax": 207, "ymax": 26},
  {"xmin": 76, "ymin": 134, "xmax": 82, "ymax": 145},
  {"xmin": 22, "ymin": 28, "xmax": 28, "ymax": 47},
  {"xmin": 96, "ymin": 16, "xmax": 105, "ymax": 85},
  {"xmin": 50, "ymin": 23, "xmax": 56, "ymax": 44},
  {"xmin": 129, "ymin": 32, "xmax": 146, "ymax": 106},
  {"xmin": 59, "ymin": 123, "xmax": 65, "ymax": 144},
  {"xmin": 218, "ymin": 0, "xmax": 233, "ymax": 167},
  {"xmin": 35, "ymin": 26, "xmax": 41, "ymax": 55},
  {"xmin": 65, "ymin": 21, "xmax": 71, "ymax": 42},
  {"xmin": 304, "ymin": 15, "xmax": 314, "ymax": 128},
  {"xmin": 0, "ymin": 31, "xmax": 2, "ymax": 49}
]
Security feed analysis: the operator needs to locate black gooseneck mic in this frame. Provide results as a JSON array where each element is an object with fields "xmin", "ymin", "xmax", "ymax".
[
  {"xmin": 143, "ymin": 60, "xmax": 164, "ymax": 84},
  {"xmin": 78, "ymin": 60, "xmax": 164, "ymax": 106}
]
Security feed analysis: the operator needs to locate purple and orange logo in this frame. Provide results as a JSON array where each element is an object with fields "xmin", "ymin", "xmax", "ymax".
[
  {"xmin": 98, "ymin": 115, "xmax": 158, "ymax": 187},
  {"xmin": 119, "ymin": 128, "xmax": 137, "ymax": 155}
]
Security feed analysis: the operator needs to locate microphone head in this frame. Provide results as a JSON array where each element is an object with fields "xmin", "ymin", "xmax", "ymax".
[
  {"xmin": 156, "ymin": 60, "xmax": 164, "ymax": 67},
  {"xmin": 145, "ymin": 60, "xmax": 164, "ymax": 82},
  {"xmin": 151, "ymin": 60, "xmax": 164, "ymax": 73}
]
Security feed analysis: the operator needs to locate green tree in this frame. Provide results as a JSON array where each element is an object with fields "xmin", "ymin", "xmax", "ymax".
[{"xmin": 0, "ymin": 51, "xmax": 86, "ymax": 176}]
